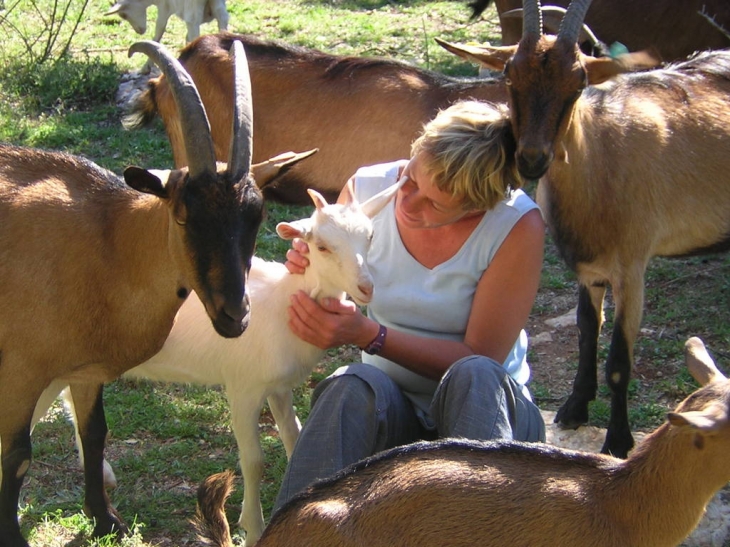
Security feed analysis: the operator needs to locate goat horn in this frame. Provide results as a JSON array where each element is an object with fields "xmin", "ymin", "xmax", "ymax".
[
  {"xmin": 521, "ymin": 0, "xmax": 543, "ymax": 39},
  {"xmin": 129, "ymin": 41, "xmax": 217, "ymax": 180},
  {"xmin": 227, "ymin": 40, "xmax": 254, "ymax": 184},
  {"xmin": 557, "ymin": 0, "xmax": 594, "ymax": 45},
  {"xmin": 104, "ymin": 3, "xmax": 122, "ymax": 16},
  {"xmin": 504, "ymin": 7, "xmax": 599, "ymax": 47}
]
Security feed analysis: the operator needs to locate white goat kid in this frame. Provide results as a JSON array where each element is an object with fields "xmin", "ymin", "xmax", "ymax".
[
  {"xmin": 105, "ymin": 0, "xmax": 228, "ymax": 72},
  {"xmin": 39, "ymin": 177, "xmax": 402, "ymax": 546}
]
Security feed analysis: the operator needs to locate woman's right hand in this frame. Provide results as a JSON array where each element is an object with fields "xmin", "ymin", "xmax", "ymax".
[{"xmin": 285, "ymin": 238, "xmax": 310, "ymax": 274}]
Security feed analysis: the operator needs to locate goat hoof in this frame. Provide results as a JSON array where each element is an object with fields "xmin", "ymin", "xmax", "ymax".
[
  {"xmin": 90, "ymin": 508, "xmax": 129, "ymax": 539},
  {"xmin": 600, "ymin": 428, "xmax": 634, "ymax": 459},
  {"xmin": 554, "ymin": 396, "xmax": 590, "ymax": 428}
]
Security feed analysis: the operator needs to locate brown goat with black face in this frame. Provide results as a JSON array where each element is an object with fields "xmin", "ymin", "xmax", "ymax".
[
  {"xmin": 438, "ymin": 0, "xmax": 730, "ymax": 459},
  {"xmin": 0, "ymin": 40, "xmax": 275, "ymax": 547},
  {"xmin": 125, "ymin": 32, "xmax": 510, "ymax": 204}
]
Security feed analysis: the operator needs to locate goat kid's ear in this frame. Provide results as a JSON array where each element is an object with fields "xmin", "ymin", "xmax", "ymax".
[
  {"xmin": 124, "ymin": 167, "xmax": 171, "ymax": 199},
  {"xmin": 360, "ymin": 175, "xmax": 407, "ymax": 219},
  {"xmin": 434, "ymin": 38, "xmax": 516, "ymax": 72},
  {"xmin": 307, "ymin": 188, "xmax": 329, "ymax": 210},
  {"xmin": 276, "ymin": 219, "xmax": 312, "ymax": 241},
  {"xmin": 336, "ymin": 179, "xmax": 357, "ymax": 207}
]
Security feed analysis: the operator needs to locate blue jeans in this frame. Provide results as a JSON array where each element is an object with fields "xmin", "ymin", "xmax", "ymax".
[{"xmin": 274, "ymin": 355, "xmax": 545, "ymax": 511}]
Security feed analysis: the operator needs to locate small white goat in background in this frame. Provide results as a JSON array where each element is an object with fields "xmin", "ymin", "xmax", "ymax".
[
  {"xmin": 34, "ymin": 177, "xmax": 403, "ymax": 547},
  {"xmin": 105, "ymin": 0, "xmax": 228, "ymax": 72}
]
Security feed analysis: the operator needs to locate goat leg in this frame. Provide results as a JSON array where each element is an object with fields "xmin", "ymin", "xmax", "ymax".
[
  {"xmin": 554, "ymin": 283, "xmax": 603, "ymax": 428},
  {"xmin": 0, "ymin": 429, "xmax": 31, "ymax": 547},
  {"xmin": 599, "ymin": 273, "xmax": 644, "ymax": 458},
  {"xmin": 70, "ymin": 382, "xmax": 128, "ymax": 538}
]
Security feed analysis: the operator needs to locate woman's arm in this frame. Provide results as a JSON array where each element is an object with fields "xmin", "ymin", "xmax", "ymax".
[
  {"xmin": 287, "ymin": 208, "xmax": 545, "ymax": 381},
  {"xmin": 374, "ymin": 208, "xmax": 544, "ymax": 379}
]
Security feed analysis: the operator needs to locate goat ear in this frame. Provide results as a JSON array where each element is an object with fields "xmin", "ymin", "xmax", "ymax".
[
  {"xmin": 307, "ymin": 188, "xmax": 329, "ymax": 210},
  {"xmin": 685, "ymin": 337, "xmax": 727, "ymax": 386},
  {"xmin": 276, "ymin": 219, "xmax": 312, "ymax": 241},
  {"xmin": 252, "ymin": 149, "xmax": 319, "ymax": 190},
  {"xmin": 360, "ymin": 175, "xmax": 407, "ymax": 219},
  {"xmin": 434, "ymin": 38, "xmax": 516, "ymax": 72},
  {"xmin": 337, "ymin": 179, "xmax": 357, "ymax": 207},
  {"xmin": 667, "ymin": 403, "xmax": 729, "ymax": 434},
  {"xmin": 584, "ymin": 50, "xmax": 660, "ymax": 86},
  {"xmin": 124, "ymin": 167, "xmax": 170, "ymax": 199}
]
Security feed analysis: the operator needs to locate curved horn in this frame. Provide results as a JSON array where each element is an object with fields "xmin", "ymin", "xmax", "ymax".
[
  {"xmin": 129, "ymin": 41, "xmax": 217, "ymax": 179},
  {"xmin": 558, "ymin": 0, "xmax": 594, "ymax": 45},
  {"xmin": 521, "ymin": 0, "xmax": 543, "ymax": 39},
  {"xmin": 504, "ymin": 7, "xmax": 599, "ymax": 47},
  {"xmin": 104, "ymin": 3, "xmax": 122, "ymax": 16},
  {"xmin": 227, "ymin": 40, "xmax": 254, "ymax": 183}
]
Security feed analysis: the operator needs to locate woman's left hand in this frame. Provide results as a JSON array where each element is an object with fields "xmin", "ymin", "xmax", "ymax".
[{"xmin": 287, "ymin": 291, "xmax": 369, "ymax": 349}]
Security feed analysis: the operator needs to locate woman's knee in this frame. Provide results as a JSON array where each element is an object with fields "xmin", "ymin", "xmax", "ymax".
[
  {"xmin": 312, "ymin": 363, "xmax": 401, "ymax": 412},
  {"xmin": 441, "ymin": 355, "xmax": 506, "ymax": 392}
]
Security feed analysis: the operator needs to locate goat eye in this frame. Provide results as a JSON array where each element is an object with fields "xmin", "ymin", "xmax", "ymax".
[{"xmin": 317, "ymin": 245, "xmax": 329, "ymax": 253}]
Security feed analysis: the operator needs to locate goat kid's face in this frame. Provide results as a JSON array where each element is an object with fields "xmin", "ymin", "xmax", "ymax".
[
  {"xmin": 278, "ymin": 204, "xmax": 375, "ymax": 305},
  {"xmin": 277, "ymin": 181, "xmax": 403, "ymax": 305},
  {"xmin": 106, "ymin": 1, "xmax": 148, "ymax": 35},
  {"xmin": 125, "ymin": 166, "xmax": 264, "ymax": 338}
]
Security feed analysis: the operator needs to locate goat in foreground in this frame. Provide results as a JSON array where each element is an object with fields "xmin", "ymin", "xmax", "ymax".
[
  {"xmin": 196, "ymin": 337, "xmax": 730, "ymax": 547},
  {"xmin": 124, "ymin": 32, "xmax": 509, "ymax": 204},
  {"xmin": 105, "ymin": 0, "xmax": 229, "ymax": 72},
  {"xmin": 40, "ymin": 177, "xmax": 401, "ymax": 546},
  {"xmin": 467, "ymin": 0, "xmax": 730, "ymax": 62},
  {"xmin": 437, "ymin": 0, "xmax": 730, "ymax": 458},
  {"xmin": 0, "ymin": 39, "xmax": 267, "ymax": 547}
]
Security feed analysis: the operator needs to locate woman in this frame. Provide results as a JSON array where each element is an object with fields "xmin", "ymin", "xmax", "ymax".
[{"xmin": 275, "ymin": 100, "xmax": 545, "ymax": 509}]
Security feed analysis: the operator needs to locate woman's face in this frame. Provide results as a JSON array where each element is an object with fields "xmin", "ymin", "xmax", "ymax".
[{"xmin": 396, "ymin": 153, "xmax": 472, "ymax": 229}]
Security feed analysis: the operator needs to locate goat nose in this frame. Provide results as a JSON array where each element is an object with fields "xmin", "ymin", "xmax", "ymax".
[
  {"xmin": 224, "ymin": 292, "xmax": 251, "ymax": 322},
  {"xmin": 358, "ymin": 282, "xmax": 374, "ymax": 299},
  {"xmin": 517, "ymin": 147, "xmax": 552, "ymax": 181}
]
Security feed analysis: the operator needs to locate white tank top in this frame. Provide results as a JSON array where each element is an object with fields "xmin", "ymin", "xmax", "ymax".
[{"xmin": 354, "ymin": 161, "xmax": 539, "ymax": 417}]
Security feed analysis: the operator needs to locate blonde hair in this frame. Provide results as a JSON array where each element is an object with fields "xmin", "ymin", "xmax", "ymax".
[{"xmin": 410, "ymin": 100, "xmax": 521, "ymax": 211}]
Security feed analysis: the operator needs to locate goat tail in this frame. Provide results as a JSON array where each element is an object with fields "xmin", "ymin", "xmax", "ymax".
[
  {"xmin": 193, "ymin": 470, "xmax": 235, "ymax": 547},
  {"xmin": 122, "ymin": 79, "xmax": 160, "ymax": 131},
  {"xmin": 467, "ymin": 0, "xmax": 493, "ymax": 19}
]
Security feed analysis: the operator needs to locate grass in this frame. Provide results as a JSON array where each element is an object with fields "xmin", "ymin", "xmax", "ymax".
[{"xmin": 2, "ymin": 0, "xmax": 730, "ymax": 545}]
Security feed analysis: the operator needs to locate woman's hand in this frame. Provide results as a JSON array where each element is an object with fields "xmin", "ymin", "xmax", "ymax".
[
  {"xmin": 285, "ymin": 238, "xmax": 310, "ymax": 274},
  {"xmin": 287, "ymin": 291, "xmax": 376, "ymax": 350}
]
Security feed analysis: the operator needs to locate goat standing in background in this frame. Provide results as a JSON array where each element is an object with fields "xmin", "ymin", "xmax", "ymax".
[
  {"xmin": 196, "ymin": 337, "xmax": 730, "ymax": 547},
  {"xmin": 0, "ymin": 39, "xmax": 268, "ymax": 547},
  {"xmin": 37, "ymin": 177, "xmax": 402, "ymax": 547},
  {"xmin": 467, "ymin": 0, "xmax": 730, "ymax": 62},
  {"xmin": 105, "ymin": 0, "xmax": 229, "ymax": 72},
  {"xmin": 437, "ymin": 0, "xmax": 730, "ymax": 458},
  {"xmin": 124, "ymin": 32, "xmax": 509, "ymax": 204}
]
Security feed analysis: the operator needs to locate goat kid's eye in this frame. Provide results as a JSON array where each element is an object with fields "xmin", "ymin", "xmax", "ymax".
[{"xmin": 317, "ymin": 245, "xmax": 330, "ymax": 253}]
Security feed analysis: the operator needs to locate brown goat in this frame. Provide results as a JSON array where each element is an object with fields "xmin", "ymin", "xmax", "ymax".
[
  {"xmin": 195, "ymin": 337, "xmax": 730, "ymax": 547},
  {"xmin": 437, "ymin": 0, "xmax": 730, "ymax": 459},
  {"xmin": 468, "ymin": 0, "xmax": 730, "ymax": 62},
  {"xmin": 0, "ymin": 39, "xmax": 275, "ymax": 547},
  {"xmin": 125, "ymin": 31, "xmax": 509, "ymax": 204}
]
